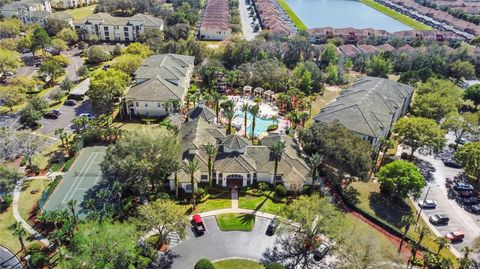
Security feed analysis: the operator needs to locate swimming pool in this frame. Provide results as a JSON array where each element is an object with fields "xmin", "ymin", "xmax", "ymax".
[{"xmin": 234, "ymin": 111, "xmax": 277, "ymax": 136}]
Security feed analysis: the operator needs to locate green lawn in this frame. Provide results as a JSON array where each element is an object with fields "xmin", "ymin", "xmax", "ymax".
[
  {"xmin": 359, "ymin": 0, "xmax": 432, "ymax": 30},
  {"xmin": 19, "ymin": 178, "xmax": 49, "ymax": 223},
  {"xmin": 276, "ymin": 0, "xmax": 307, "ymax": 30},
  {"xmin": 196, "ymin": 197, "xmax": 231, "ymax": 212},
  {"xmin": 238, "ymin": 194, "xmax": 286, "ymax": 215},
  {"xmin": 351, "ymin": 181, "xmax": 458, "ymax": 264},
  {"xmin": 64, "ymin": 4, "xmax": 97, "ymax": 21},
  {"xmin": 215, "ymin": 213, "xmax": 255, "ymax": 231},
  {"xmin": 214, "ymin": 259, "xmax": 264, "ymax": 269}
]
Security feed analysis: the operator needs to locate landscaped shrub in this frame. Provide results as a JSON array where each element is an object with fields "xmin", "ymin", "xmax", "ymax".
[
  {"xmin": 26, "ymin": 242, "xmax": 43, "ymax": 254},
  {"xmin": 196, "ymin": 187, "xmax": 206, "ymax": 199},
  {"xmin": 194, "ymin": 258, "xmax": 214, "ymax": 269},
  {"xmin": 62, "ymin": 157, "xmax": 75, "ymax": 172},
  {"xmin": 275, "ymin": 184, "xmax": 287, "ymax": 197},
  {"xmin": 266, "ymin": 262, "xmax": 285, "ymax": 269},
  {"xmin": 267, "ymin": 124, "xmax": 278, "ymax": 132},
  {"xmin": 28, "ymin": 251, "xmax": 48, "ymax": 268},
  {"xmin": 0, "ymin": 195, "xmax": 13, "ymax": 212},
  {"xmin": 258, "ymin": 182, "xmax": 270, "ymax": 193},
  {"xmin": 302, "ymin": 185, "xmax": 312, "ymax": 194}
]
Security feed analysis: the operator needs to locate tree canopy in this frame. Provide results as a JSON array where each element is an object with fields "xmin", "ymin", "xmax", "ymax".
[
  {"xmin": 455, "ymin": 142, "xmax": 480, "ymax": 181},
  {"xmin": 393, "ymin": 117, "xmax": 446, "ymax": 159},
  {"xmin": 299, "ymin": 122, "xmax": 373, "ymax": 178},
  {"xmin": 101, "ymin": 128, "xmax": 181, "ymax": 200},
  {"xmin": 88, "ymin": 68, "xmax": 130, "ymax": 115},
  {"xmin": 412, "ymin": 79, "xmax": 463, "ymax": 122},
  {"xmin": 377, "ymin": 160, "xmax": 426, "ymax": 199}
]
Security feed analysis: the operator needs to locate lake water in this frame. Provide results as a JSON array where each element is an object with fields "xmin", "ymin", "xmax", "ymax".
[{"xmin": 284, "ymin": 0, "xmax": 412, "ymax": 32}]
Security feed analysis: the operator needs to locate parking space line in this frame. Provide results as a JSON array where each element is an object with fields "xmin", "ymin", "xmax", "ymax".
[{"xmin": 62, "ymin": 152, "xmax": 96, "ymax": 203}]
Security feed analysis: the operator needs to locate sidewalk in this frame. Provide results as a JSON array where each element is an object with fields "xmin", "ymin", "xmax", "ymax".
[
  {"xmin": 196, "ymin": 208, "xmax": 277, "ymax": 219},
  {"xmin": 12, "ymin": 177, "xmax": 51, "ymax": 246}
]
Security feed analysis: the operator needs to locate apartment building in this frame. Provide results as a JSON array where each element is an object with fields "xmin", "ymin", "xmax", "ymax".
[
  {"xmin": 74, "ymin": 13, "xmax": 163, "ymax": 42},
  {"xmin": 0, "ymin": 0, "xmax": 51, "ymax": 17},
  {"xmin": 198, "ymin": 0, "xmax": 232, "ymax": 40},
  {"xmin": 50, "ymin": 0, "xmax": 98, "ymax": 9}
]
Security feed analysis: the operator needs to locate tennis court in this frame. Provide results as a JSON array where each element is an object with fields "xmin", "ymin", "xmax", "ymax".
[{"xmin": 43, "ymin": 146, "xmax": 107, "ymax": 218}]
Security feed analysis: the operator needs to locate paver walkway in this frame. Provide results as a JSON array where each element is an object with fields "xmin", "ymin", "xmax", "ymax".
[
  {"xmin": 231, "ymin": 188, "xmax": 238, "ymax": 209},
  {"xmin": 12, "ymin": 177, "xmax": 50, "ymax": 246}
]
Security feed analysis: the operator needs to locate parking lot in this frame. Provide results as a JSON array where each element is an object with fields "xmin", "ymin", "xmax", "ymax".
[
  {"xmin": 39, "ymin": 99, "xmax": 92, "ymax": 135},
  {"xmin": 239, "ymin": 0, "xmax": 261, "ymax": 41},
  {"xmin": 413, "ymin": 132, "xmax": 480, "ymax": 259}
]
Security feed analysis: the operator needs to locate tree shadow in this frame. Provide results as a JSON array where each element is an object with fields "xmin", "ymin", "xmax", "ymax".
[
  {"xmin": 151, "ymin": 251, "xmax": 178, "ymax": 269},
  {"xmin": 368, "ymin": 192, "xmax": 412, "ymax": 227},
  {"xmin": 238, "ymin": 213, "xmax": 255, "ymax": 226}
]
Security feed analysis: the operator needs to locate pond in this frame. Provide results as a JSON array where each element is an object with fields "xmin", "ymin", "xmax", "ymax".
[{"xmin": 284, "ymin": 0, "xmax": 412, "ymax": 32}]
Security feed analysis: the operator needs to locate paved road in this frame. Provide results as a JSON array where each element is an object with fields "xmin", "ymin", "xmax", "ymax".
[
  {"xmin": 169, "ymin": 216, "xmax": 277, "ymax": 269},
  {"xmin": 239, "ymin": 0, "xmax": 260, "ymax": 41},
  {"xmin": 39, "ymin": 100, "xmax": 92, "ymax": 135},
  {"xmin": 63, "ymin": 48, "xmax": 83, "ymax": 82},
  {"xmin": 412, "ymin": 133, "xmax": 480, "ymax": 259},
  {"xmin": 0, "ymin": 246, "xmax": 22, "ymax": 269}
]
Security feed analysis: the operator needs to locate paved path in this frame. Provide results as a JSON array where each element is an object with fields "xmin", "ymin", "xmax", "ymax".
[
  {"xmin": 12, "ymin": 177, "xmax": 50, "ymax": 246},
  {"xmin": 231, "ymin": 189, "xmax": 238, "ymax": 209},
  {"xmin": 195, "ymin": 208, "xmax": 277, "ymax": 219},
  {"xmin": 238, "ymin": 0, "xmax": 260, "ymax": 41}
]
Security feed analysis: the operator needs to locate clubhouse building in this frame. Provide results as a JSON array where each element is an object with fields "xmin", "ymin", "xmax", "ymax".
[{"xmin": 169, "ymin": 103, "xmax": 312, "ymax": 192}]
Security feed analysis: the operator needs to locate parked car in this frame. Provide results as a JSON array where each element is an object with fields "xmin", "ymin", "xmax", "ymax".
[
  {"xmin": 444, "ymin": 159, "xmax": 462, "ymax": 168},
  {"xmin": 429, "ymin": 214, "xmax": 449, "ymax": 225},
  {"xmin": 461, "ymin": 197, "xmax": 479, "ymax": 205},
  {"xmin": 445, "ymin": 231, "xmax": 465, "ymax": 242},
  {"xmin": 457, "ymin": 190, "xmax": 475, "ymax": 198},
  {"xmin": 44, "ymin": 109, "xmax": 61, "ymax": 119},
  {"xmin": 313, "ymin": 242, "xmax": 330, "ymax": 261},
  {"xmin": 455, "ymin": 138, "xmax": 468, "ymax": 145},
  {"xmin": 64, "ymin": 99, "xmax": 76, "ymax": 106},
  {"xmin": 418, "ymin": 199, "xmax": 437, "ymax": 209},
  {"xmin": 79, "ymin": 113, "xmax": 94, "ymax": 119},
  {"xmin": 471, "ymin": 204, "xmax": 480, "ymax": 214},
  {"xmin": 266, "ymin": 219, "xmax": 278, "ymax": 235},
  {"xmin": 454, "ymin": 182, "xmax": 474, "ymax": 191},
  {"xmin": 192, "ymin": 214, "xmax": 205, "ymax": 235}
]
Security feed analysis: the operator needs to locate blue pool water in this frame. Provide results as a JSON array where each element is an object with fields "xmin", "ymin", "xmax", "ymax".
[{"xmin": 234, "ymin": 111, "xmax": 277, "ymax": 136}]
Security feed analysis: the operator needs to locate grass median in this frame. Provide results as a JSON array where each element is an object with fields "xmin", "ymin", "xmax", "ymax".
[
  {"xmin": 359, "ymin": 0, "xmax": 432, "ymax": 30},
  {"xmin": 214, "ymin": 259, "xmax": 265, "ymax": 269},
  {"xmin": 215, "ymin": 213, "xmax": 255, "ymax": 231},
  {"xmin": 276, "ymin": 0, "xmax": 307, "ymax": 30}
]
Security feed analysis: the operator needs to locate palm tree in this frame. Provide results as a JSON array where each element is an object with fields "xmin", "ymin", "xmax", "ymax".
[
  {"xmin": 411, "ymin": 226, "xmax": 430, "ymax": 261},
  {"xmin": 171, "ymin": 160, "xmax": 182, "ymax": 198},
  {"xmin": 183, "ymin": 159, "xmax": 200, "ymax": 209},
  {"xmin": 249, "ymin": 105, "xmax": 260, "ymax": 144},
  {"xmin": 240, "ymin": 103, "xmax": 249, "ymax": 137},
  {"xmin": 67, "ymin": 199, "xmax": 78, "ymax": 229},
  {"xmin": 162, "ymin": 101, "xmax": 170, "ymax": 115},
  {"xmin": 287, "ymin": 111, "xmax": 300, "ymax": 129},
  {"xmin": 435, "ymin": 236, "xmax": 450, "ymax": 255},
  {"xmin": 186, "ymin": 93, "xmax": 192, "ymax": 109},
  {"xmin": 458, "ymin": 247, "xmax": 475, "ymax": 269},
  {"xmin": 398, "ymin": 214, "xmax": 415, "ymax": 253},
  {"xmin": 201, "ymin": 143, "xmax": 218, "ymax": 187},
  {"xmin": 171, "ymin": 99, "xmax": 180, "ymax": 113},
  {"xmin": 309, "ymin": 153, "xmax": 323, "ymax": 181},
  {"xmin": 222, "ymin": 99, "xmax": 235, "ymax": 113},
  {"xmin": 211, "ymin": 92, "xmax": 221, "ymax": 122},
  {"xmin": 269, "ymin": 141, "xmax": 286, "ymax": 184},
  {"xmin": 224, "ymin": 110, "xmax": 236, "ymax": 135},
  {"xmin": 55, "ymin": 128, "xmax": 69, "ymax": 151},
  {"xmin": 376, "ymin": 138, "xmax": 395, "ymax": 172},
  {"xmin": 9, "ymin": 222, "xmax": 27, "ymax": 253}
]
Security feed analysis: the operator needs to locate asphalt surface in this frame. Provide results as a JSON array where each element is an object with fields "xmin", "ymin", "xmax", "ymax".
[
  {"xmin": 38, "ymin": 99, "xmax": 92, "ymax": 135},
  {"xmin": 0, "ymin": 246, "xmax": 22, "ymax": 269},
  {"xmin": 414, "ymin": 133, "xmax": 480, "ymax": 259},
  {"xmin": 169, "ymin": 216, "xmax": 277, "ymax": 269},
  {"xmin": 63, "ymin": 48, "xmax": 84, "ymax": 82},
  {"xmin": 239, "ymin": 0, "xmax": 260, "ymax": 41}
]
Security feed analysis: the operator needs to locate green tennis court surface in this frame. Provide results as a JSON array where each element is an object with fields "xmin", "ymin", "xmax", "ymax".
[{"xmin": 43, "ymin": 146, "xmax": 107, "ymax": 218}]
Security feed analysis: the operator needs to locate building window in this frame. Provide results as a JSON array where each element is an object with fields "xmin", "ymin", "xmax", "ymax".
[
  {"xmin": 125, "ymin": 37, "xmax": 129, "ymax": 41},
  {"xmin": 124, "ymin": 26, "xmax": 128, "ymax": 31},
  {"xmin": 157, "ymin": 102, "xmax": 161, "ymax": 107},
  {"xmin": 253, "ymin": 173, "xmax": 257, "ymax": 179},
  {"xmin": 145, "ymin": 103, "xmax": 148, "ymax": 107},
  {"xmin": 185, "ymin": 184, "xmax": 192, "ymax": 191},
  {"xmin": 104, "ymin": 26, "xmax": 108, "ymax": 31},
  {"xmin": 135, "ymin": 102, "xmax": 139, "ymax": 107},
  {"xmin": 201, "ymin": 175, "xmax": 208, "ymax": 180}
]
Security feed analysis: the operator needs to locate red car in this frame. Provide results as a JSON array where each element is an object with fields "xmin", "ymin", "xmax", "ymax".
[
  {"xmin": 192, "ymin": 214, "xmax": 205, "ymax": 235},
  {"xmin": 445, "ymin": 231, "xmax": 464, "ymax": 242}
]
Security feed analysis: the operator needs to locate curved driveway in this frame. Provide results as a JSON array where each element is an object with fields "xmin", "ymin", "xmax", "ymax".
[
  {"xmin": 0, "ymin": 246, "xmax": 22, "ymax": 269},
  {"xmin": 169, "ymin": 216, "xmax": 277, "ymax": 269}
]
